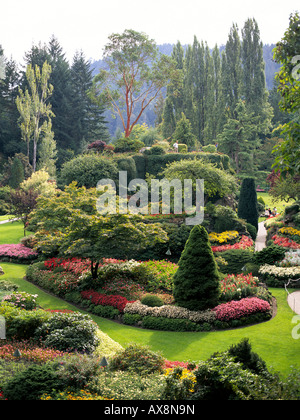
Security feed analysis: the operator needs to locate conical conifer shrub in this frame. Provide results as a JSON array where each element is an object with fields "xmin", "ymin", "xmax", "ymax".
[{"xmin": 173, "ymin": 225, "xmax": 220, "ymax": 311}]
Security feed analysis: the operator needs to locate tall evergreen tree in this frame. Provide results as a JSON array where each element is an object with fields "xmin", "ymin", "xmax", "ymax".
[
  {"xmin": 173, "ymin": 225, "xmax": 220, "ymax": 311},
  {"xmin": 221, "ymin": 24, "xmax": 243, "ymax": 119},
  {"xmin": 237, "ymin": 178, "xmax": 259, "ymax": 230},
  {"xmin": 218, "ymin": 99, "xmax": 259, "ymax": 173},
  {"xmin": 70, "ymin": 50, "xmax": 109, "ymax": 147},
  {"xmin": 241, "ymin": 18, "xmax": 273, "ymax": 136},
  {"xmin": 0, "ymin": 52, "xmax": 21, "ymax": 156}
]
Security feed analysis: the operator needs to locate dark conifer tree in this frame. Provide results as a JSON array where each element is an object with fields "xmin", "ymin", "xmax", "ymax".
[
  {"xmin": 173, "ymin": 225, "xmax": 220, "ymax": 311},
  {"xmin": 237, "ymin": 178, "xmax": 259, "ymax": 230}
]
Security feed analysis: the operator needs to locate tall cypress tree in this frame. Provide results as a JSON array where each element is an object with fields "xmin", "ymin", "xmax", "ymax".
[
  {"xmin": 241, "ymin": 18, "xmax": 273, "ymax": 136},
  {"xmin": 237, "ymin": 178, "xmax": 259, "ymax": 230},
  {"xmin": 221, "ymin": 23, "xmax": 243, "ymax": 119},
  {"xmin": 173, "ymin": 225, "xmax": 220, "ymax": 311}
]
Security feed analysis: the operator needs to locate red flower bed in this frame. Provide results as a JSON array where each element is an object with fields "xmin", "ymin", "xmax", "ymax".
[
  {"xmin": 81, "ymin": 290, "xmax": 134, "ymax": 313},
  {"xmin": 211, "ymin": 235, "xmax": 253, "ymax": 252},
  {"xmin": 272, "ymin": 235, "xmax": 300, "ymax": 249},
  {"xmin": 212, "ymin": 297, "xmax": 271, "ymax": 322}
]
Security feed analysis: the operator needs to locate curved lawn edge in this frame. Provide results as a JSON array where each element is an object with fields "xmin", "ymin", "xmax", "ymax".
[{"xmin": 0, "ymin": 262, "xmax": 299, "ymax": 378}]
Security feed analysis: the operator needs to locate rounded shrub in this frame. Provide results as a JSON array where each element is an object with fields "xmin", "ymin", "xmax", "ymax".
[
  {"xmin": 109, "ymin": 343, "xmax": 165, "ymax": 374},
  {"xmin": 59, "ymin": 154, "xmax": 119, "ymax": 189},
  {"xmin": 3, "ymin": 363, "xmax": 63, "ymax": 400},
  {"xmin": 34, "ymin": 312, "xmax": 100, "ymax": 354},
  {"xmin": 141, "ymin": 294, "xmax": 164, "ymax": 307}
]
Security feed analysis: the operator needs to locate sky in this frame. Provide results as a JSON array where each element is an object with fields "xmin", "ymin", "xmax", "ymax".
[{"xmin": 1, "ymin": 0, "xmax": 299, "ymax": 64}]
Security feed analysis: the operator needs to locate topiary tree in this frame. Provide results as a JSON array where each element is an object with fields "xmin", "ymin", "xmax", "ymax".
[
  {"xmin": 237, "ymin": 178, "xmax": 259, "ymax": 230},
  {"xmin": 173, "ymin": 225, "xmax": 220, "ymax": 311}
]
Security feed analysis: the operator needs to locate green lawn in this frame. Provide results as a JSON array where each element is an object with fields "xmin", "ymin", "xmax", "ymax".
[
  {"xmin": 0, "ymin": 220, "xmax": 299, "ymax": 378},
  {"xmin": 0, "ymin": 221, "xmax": 27, "ymax": 244},
  {"xmin": 257, "ymin": 192, "xmax": 293, "ymax": 215}
]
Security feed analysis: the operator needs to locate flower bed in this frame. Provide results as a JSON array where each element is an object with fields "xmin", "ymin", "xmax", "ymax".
[
  {"xmin": 1, "ymin": 291, "xmax": 38, "ymax": 310},
  {"xmin": 212, "ymin": 297, "xmax": 271, "ymax": 322},
  {"xmin": 0, "ymin": 340, "xmax": 67, "ymax": 363},
  {"xmin": 272, "ymin": 234, "xmax": 300, "ymax": 249},
  {"xmin": 259, "ymin": 264, "xmax": 300, "ymax": 287},
  {"xmin": 0, "ymin": 244, "xmax": 38, "ymax": 262},
  {"xmin": 220, "ymin": 273, "xmax": 259, "ymax": 302},
  {"xmin": 81, "ymin": 290, "xmax": 134, "ymax": 313},
  {"xmin": 277, "ymin": 250, "xmax": 300, "ymax": 267},
  {"xmin": 209, "ymin": 231, "xmax": 239, "ymax": 244},
  {"xmin": 211, "ymin": 235, "xmax": 253, "ymax": 252}
]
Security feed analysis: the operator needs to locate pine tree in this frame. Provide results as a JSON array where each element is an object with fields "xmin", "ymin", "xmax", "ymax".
[
  {"xmin": 237, "ymin": 178, "xmax": 259, "ymax": 230},
  {"xmin": 173, "ymin": 112, "xmax": 196, "ymax": 148},
  {"xmin": 218, "ymin": 99, "xmax": 259, "ymax": 173},
  {"xmin": 70, "ymin": 50, "xmax": 109, "ymax": 147},
  {"xmin": 173, "ymin": 225, "xmax": 220, "ymax": 311}
]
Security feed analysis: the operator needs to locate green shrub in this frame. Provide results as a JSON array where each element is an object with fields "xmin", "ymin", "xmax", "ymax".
[
  {"xmin": 123, "ymin": 313, "xmax": 143, "ymax": 325},
  {"xmin": 142, "ymin": 316, "xmax": 203, "ymax": 332},
  {"xmin": 141, "ymin": 294, "xmax": 164, "ymax": 307},
  {"xmin": 91, "ymin": 304, "xmax": 120, "ymax": 319},
  {"xmin": 216, "ymin": 249, "xmax": 254, "ymax": 274},
  {"xmin": 173, "ymin": 225, "xmax": 220, "ymax": 311},
  {"xmin": 59, "ymin": 154, "xmax": 119, "ymax": 188},
  {"xmin": 114, "ymin": 137, "xmax": 145, "ymax": 153},
  {"xmin": 0, "ymin": 280, "xmax": 19, "ymax": 291},
  {"xmin": 178, "ymin": 144, "xmax": 188, "ymax": 153},
  {"xmin": 246, "ymin": 223, "xmax": 257, "ymax": 241},
  {"xmin": 34, "ymin": 312, "xmax": 100, "ymax": 354},
  {"xmin": 53, "ymin": 354, "xmax": 103, "ymax": 390},
  {"xmin": 193, "ymin": 352, "xmax": 263, "ymax": 400},
  {"xmin": 252, "ymin": 245, "xmax": 286, "ymax": 266},
  {"xmin": 149, "ymin": 145, "xmax": 166, "ymax": 155},
  {"xmin": 109, "ymin": 344, "xmax": 165, "ymax": 374},
  {"xmin": 2, "ymin": 363, "xmax": 63, "ymax": 400},
  {"xmin": 114, "ymin": 156, "xmax": 137, "ymax": 183},
  {"xmin": 228, "ymin": 338, "xmax": 268, "ymax": 375},
  {"xmin": 202, "ymin": 144, "xmax": 217, "ymax": 153},
  {"xmin": 0, "ymin": 303, "xmax": 51, "ymax": 340}
]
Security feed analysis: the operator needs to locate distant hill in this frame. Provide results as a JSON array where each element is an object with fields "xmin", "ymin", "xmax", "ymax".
[{"xmin": 90, "ymin": 44, "xmax": 280, "ymax": 137}]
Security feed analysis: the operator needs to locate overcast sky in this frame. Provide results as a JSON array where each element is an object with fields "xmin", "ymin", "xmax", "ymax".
[{"xmin": 1, "ymin": 0, "xmax": 299, "ymax": 64}]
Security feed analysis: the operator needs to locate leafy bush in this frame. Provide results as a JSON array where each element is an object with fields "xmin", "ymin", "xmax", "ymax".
[
  {"xmin": 59, "ymin": 154, "xmax": 119, "ymax": 188},
  {"xmin": 34, "ymin": 312, "xmax": 100, "ymax": 354},
  {"xmin": 109, "ymin": 344, "xmax": 165, "ymax": 375},
  {"xmin": 88, "ymin": 370, "xmax": 165, "ymax": 400},
  {"xmin": 0, "ymin": 303, "xmax": 51, "ymax": 340},
  {"xmin": 2, "ymin": 363, "xmax": 64, "ymax": 400},
  {"xmin": 53, "ymin": 354, "xmax": 103, "ymax": 390},
  {"xmin": 253, "ymin": 245, "xmax": 286, "ymax": 266},
  {"xmin": 216, "ymin": 249, "xmax": 254, "ymax": 274},
  {"xmin": 141, "ymin": 316, "xmax": 205, "ymax": 332},
  {"xmin": 141, "ymin": 294, "xmax": 164, "ymax": 307},
  {"xmin": 193, "ymin": 352, "xmax": 264, "ymax": 400},
  {"xmin": 246, "ymin": 223, "xmax": 257, "ymax": 241},
  {"xmin": 228, "ymin": 338, "xmax": 268, "ymax": 375},
  {"xmin": 2, "ymin": 291, "xmax": 38, "ymax": 310}
]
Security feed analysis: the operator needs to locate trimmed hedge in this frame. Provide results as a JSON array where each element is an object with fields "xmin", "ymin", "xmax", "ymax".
[{"xmin": 132, "ymin": 152, "xmax": 231, "ymax": 179}]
